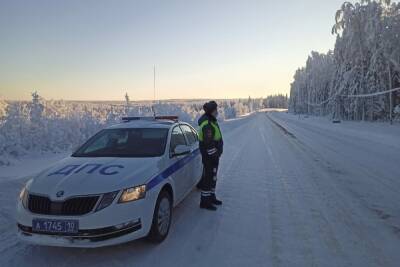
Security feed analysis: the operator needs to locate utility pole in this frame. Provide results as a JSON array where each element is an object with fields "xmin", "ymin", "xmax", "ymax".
[
  {"xmin": 153, "ymin": 65, "xmax": 156, "ymax": 103},
  {"xmin": 152, "ymin": 65, "xmax": 156, "ymax": 117},
  {"xmin": 388, "ymin": 65, "xmax": 393, "ymax": 125}
]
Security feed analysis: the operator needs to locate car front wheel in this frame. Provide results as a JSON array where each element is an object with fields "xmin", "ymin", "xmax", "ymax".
[{"xmin": 147, "ymin": 189, "xmax": 172, "ymax": 242}]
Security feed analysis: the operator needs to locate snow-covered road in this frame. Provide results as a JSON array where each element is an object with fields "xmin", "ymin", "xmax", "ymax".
[{"xmin": 1, "ymin": 112, "xmax": 399, "ymax": 267}]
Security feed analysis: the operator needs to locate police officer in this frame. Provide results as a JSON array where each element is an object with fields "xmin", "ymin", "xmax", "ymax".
[{"xmin": 198, "ymin": 101, "xmax": 223, "ymax": 211}]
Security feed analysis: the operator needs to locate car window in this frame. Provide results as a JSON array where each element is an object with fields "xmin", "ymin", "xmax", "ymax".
[
  {"xmin": 84, "ymin": 134, "xmax": 110, "ymax": 154},
  {"xmin": 180, "ymin": 124, "xmax": 197, "ymax": 145},
  {"xmin": 190, "ymin": 127, "xmax": 199, "ymax": 142},
  {"xmin": 170, "ymin": 126, "xmax": 187, "ymax": 154},
  {"xmin": 72, "ymin": 128, "xmax": 169, "ymax": 157}
]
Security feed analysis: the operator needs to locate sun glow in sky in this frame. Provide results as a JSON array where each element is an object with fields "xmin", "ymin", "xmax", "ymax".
[{"xmin": 0, "ymin": 0, "xmax": 345, "ymax": 101}]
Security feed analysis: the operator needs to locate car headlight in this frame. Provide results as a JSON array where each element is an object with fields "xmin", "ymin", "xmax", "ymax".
[
  {"xmin": 118, "ymin": 185, "xmax": 146, "ymax": 203},
  {"xmin": 95, "ymin": 191, "xmax": 119, "ymax": 212},
  {"xmin": 19, "ymin": 186, "xmax": 29, "ymax": 209}
]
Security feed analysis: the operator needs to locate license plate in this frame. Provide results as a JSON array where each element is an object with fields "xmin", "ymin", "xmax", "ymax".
[{"xmin": 32, "ymin": 219, "xmax": 79, "ymax": 234}]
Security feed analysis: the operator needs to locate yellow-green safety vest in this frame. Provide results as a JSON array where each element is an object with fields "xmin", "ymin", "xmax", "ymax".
[{"xmin": 198, "ymin": 120, "xmax": 222, "ymax": 141}]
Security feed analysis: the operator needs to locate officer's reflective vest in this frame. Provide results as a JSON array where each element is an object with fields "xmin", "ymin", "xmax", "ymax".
[{"xmin": 198, "ymin": 120, "xmax": 222, "ymax": 141}]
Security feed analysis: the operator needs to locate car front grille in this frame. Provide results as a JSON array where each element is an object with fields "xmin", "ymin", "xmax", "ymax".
[{"xmin": 28, "ymin": 194, "xmax": 100, "ymax": 216}]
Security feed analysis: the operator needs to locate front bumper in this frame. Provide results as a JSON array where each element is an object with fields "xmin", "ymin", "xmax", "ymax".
[
  {"xmin": 16, "ymin": 189, "xmax": 159, "ymax": 248},
  {"xmin": 17, "ymin": 219, "xmax": 142, "ymax": 247}
]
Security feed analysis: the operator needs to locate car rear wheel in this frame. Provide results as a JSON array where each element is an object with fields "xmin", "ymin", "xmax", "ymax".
[{"xmin": 147, "ymin": 189, "xmax": 172, "ymax": 243}]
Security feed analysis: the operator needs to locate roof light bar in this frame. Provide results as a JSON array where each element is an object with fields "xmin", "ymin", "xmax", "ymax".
[
  {"xmin": 155, "ymin": 116, "xmax": 178, "ymax": 121},
  {"xmin": 121, "ymin": 117, "xmax": 141, "ymax": 121},
  {"xmin": 121, "ymin": 116, "xmax": 179, "ymax": 122}
]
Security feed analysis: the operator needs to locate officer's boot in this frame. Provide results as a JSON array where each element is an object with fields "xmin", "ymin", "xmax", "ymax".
[
  {"xmin": 211, "ymin": 188, "xmax": 222, "ymax": 206},
  {"xmin": 211, "ymin": 191, "xmax": 222, "ymax": 206},
  {"xmin": 200, "ymin": 193, "xmax": 217, "ymax": 211}
]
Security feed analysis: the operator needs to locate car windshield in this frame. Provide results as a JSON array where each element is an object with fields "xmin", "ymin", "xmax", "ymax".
[{"xmin": 72, "ymin": 128, "xmax": 169, "ymax": 158}]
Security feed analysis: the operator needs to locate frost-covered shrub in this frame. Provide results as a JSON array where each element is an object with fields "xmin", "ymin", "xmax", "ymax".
[
  {"xmin": 394, "ymin": 104, "xmax": 400, "ymax": 114},
  {"xmin": 0, "ymin": 99, "xmax": 7, "ymax": 120}
]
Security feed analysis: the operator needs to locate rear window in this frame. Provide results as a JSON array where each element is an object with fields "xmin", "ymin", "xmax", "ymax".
[{"xmin": 72, "ymin": 128, "xmax": 169, "ymax": 158}]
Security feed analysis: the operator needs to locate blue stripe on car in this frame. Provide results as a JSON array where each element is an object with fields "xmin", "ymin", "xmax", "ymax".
[{"xmin": 146, "ymin": 148, "xmax": 200, "ymax": 191}]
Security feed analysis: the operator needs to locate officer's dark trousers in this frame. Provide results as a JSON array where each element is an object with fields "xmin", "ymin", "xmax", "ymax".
[{"xmin": 200, "ymin": 158, "xmax": 219, "ymax": 199}]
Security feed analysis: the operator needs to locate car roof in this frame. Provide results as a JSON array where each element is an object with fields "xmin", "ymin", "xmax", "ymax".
[{"xmin": 107, "ymin": 119, "xmax": 182, "ymax": 130}]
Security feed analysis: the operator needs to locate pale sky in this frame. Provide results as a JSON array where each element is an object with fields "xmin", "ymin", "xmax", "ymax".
[{"xmin": 0, "ymin": 0, "xmax": 345, "ymax": 101}]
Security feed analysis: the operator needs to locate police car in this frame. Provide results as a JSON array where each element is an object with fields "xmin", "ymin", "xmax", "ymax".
[{"xmin": 16, "ymin": 116, "xmax": 203, "ymax": 247}]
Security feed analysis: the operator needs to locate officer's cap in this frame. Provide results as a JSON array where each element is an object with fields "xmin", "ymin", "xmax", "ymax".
[{"xmin": 203, "ymin": 101, "xmax": 218, "ymax": 114}]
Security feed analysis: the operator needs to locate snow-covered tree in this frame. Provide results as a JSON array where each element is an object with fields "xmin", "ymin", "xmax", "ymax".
[
  {"xmin": 124, "ymin": 92, "xmax": 131, "ymax": 115},
  {"xmin": 290, "ymin": 0, "xmax": 400, "ymax": 121},
  {"xmin": 29, "ymin": 91, "xmax": 44, "ymax": 123}
]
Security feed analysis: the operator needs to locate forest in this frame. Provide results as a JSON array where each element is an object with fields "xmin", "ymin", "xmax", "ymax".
[
  {"xmin": 263, "ymin": 94, "xmax": 289, "ymax": 109},
  {"xmin": 0, "ymin": 93, "xmax": 262, "ymax": 164},
  {"xmin": 289, "ymin": 0, "xmax": 400, "ymax": 121}
]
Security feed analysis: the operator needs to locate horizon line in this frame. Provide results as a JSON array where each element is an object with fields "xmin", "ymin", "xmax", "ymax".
[{"xmin": 1, "ymin": 95, "xmax": 289, "ymax": 102}]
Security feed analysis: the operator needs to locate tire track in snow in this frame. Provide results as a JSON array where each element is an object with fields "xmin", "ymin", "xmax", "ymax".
[
  {"xmin": 270, "ymin": 112, "xmax": 400, "ymax": 194},
  {"xmin": 257, "ymin": 118, "xmax": 319, "ymax": 266},
  {"xmin": 260, "ymin": 115, "xmax": 352, "ymax": 266},
  {"xmin": 269, "ymin": 112, "xmax": 400, "ymax": 236},
  {"xmin": 262, "ymin": 112, "xmax": 398, "ymax": 266}
]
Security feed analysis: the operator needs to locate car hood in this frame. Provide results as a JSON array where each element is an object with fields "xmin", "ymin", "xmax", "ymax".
[{"xmin": 28, "ymin": 156, "xmax": 164, "ymax": 200}]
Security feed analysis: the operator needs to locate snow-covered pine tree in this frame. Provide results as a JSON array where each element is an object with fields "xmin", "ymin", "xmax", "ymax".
[
  {"xmin": 290, "ymin": 0, "xmax": 400, "ymax": 121},
  {"xmin": 124, "ymin": 92, "xmax": 131, "ymax": 116}
]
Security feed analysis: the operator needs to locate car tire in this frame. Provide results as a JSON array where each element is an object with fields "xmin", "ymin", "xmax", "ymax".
[{"xmin": 147, "ymin": 189, "xmax": 172, "ymax": 243}]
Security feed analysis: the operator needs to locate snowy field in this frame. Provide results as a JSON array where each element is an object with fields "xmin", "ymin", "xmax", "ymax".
[{"xmin": 1, "ymin": 111, "xmax": 400, "ymax": 267}]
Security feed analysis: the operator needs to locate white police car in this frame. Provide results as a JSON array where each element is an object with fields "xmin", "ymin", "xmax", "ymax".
[{"xmin": 16, "ymin": 116, "xmax": 203, "ymax": 247}]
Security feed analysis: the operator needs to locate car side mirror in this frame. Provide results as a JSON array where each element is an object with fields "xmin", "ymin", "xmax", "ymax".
[{"xmin": 172, "ymin": 145, "xmax": 191, "ymax": 157}]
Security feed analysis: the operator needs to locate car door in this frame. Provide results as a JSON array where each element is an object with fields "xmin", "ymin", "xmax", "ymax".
[
  {"xmin": 179, "ymin": 124, "xmax": 202, "ymax": 188},
  {"xmin": 169, "ymin": 125, "xmax": 190, "ymax": 202},
  {"xmin": 190, "ymin": 126, "xmax": 203, "ymax": 183}
]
